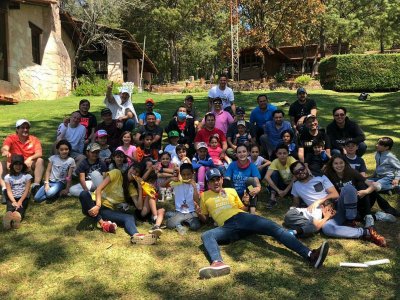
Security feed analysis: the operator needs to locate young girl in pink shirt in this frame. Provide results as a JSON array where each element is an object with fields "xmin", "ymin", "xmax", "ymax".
[{"xmin": 116, "ymin": 131, "xmax": 136, "ymax": 164}]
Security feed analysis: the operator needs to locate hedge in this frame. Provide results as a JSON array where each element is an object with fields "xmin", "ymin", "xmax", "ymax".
[{"xmin": 319, "ymin": 54, "xmax": 400, "ymax": 92}]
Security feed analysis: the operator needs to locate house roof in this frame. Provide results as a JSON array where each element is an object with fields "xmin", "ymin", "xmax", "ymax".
[{"xmin": 60, "ymin": 12, "xmax": 158, "ymax": 74}]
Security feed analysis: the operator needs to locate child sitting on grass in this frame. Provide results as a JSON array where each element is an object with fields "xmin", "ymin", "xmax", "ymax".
[
  {"xmin": 344, "ymin": 140, "xmax": 367, "ymax": 177},
  {"xmin": 208, "ymin": 135, "xmax": 231, "ymax": 175},
  {"xmin": 305, "ymin": 138, "xmax": 330, "ymax": 177},
  {"xmin": 174, "ymin": 144, "xmax": 191, "ymax": 167},
  {"xmin": 116, "ymin": 131, "xmax": 136, "ymax": 164},
  {"xmin": 192, "ymin": 142, "xmax": 214, "ymax": 192},
  {"xmin": 248, "ymin": 144, "xmax": 270, "ymax": 179},
  {"xmin": 134, "ymin": 132, "xmax": 159, "ymax": 164},
  {"xmin": 164, "ymin": 130, "xmax": 180, "ymax": 165},
  {"xmin": 155, "ymin": 152, "xmax": 177, "ymax": 202},
  {"xmin": 3, "ymin": 155, "xmax": 32, "ymax": 230},
  {"xmin": 165, "ymin": 163, "xmax": 201, "ymax": 235},
  {"xmin": 109, "ymin": 150, "xmax": 129, "ymax": 173},
  {"xmin": 281, "ymin": 129, "xmax": 298, "ymax": 159},
  {"xmin": 95, "ymin": 130, "xmax": 112, "ymax": 165},
  {"xmin": 34, "ymin": 140, "xmax": 75, "ymax": 203},
  {"xmin": 369, "ymin": 137, "xmax": 400, "ymax": 193}
]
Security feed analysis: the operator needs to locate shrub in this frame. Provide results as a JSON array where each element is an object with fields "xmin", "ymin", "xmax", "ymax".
[
  {"xmin": 319, "ymin": 54, "xmax": 400, "ymax": 91},
  {"xmin": 294, "ymin": 75, "xmax": 312, "ymax": 86},
  {"xmin": 181, "ymin": 86, "xmax": 207, "ymax": 93},
  {"xmin": 274, "ymin": 72, "xmax": 286, "ymax": 83}
]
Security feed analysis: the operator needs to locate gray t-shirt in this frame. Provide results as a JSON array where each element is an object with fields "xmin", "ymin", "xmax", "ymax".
[
  {"xmin": 4, "ymin": 173, "xmax": 33, "ymax": 198},
  {"xmin": 291, "ymin": 175, "xmax": 334, "ymax": 206},
  {"xmin": 49, "ymin": 155, "xmax": 76, "ymax": 183}
]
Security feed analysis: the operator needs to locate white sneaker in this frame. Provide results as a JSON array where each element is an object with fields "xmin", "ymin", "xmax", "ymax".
[
  {"xmin": 364, "ymin": 214, "xmax": 374, "ymax": 228},
  {"xmin": 375, "ymin": 211, "xmax": 396, "ymax": 223}
]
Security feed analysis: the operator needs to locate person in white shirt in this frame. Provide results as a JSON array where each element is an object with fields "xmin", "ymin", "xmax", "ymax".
[
  {"xmin": 104, "ymin": 81, "xmax": 138, "ymax": 131},
  {"xmin": 208, "ymin": 75, "xmax": 235, "ymax": 116}
]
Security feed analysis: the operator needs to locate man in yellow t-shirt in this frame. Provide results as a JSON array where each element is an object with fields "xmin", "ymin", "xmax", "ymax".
[{"xmin": 197, "ymin": 168, "xmax": 330, "ymax": 279}]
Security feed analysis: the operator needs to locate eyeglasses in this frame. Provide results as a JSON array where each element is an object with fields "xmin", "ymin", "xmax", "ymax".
[
  {"xmin": 293, "ymin": 167, "xmax": 306, "ymax": 175},
  {"xmin": 334, "ymin": 113, "xmax": 345, "ymax": 117}
]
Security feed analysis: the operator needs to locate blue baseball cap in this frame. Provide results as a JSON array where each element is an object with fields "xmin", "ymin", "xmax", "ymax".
[{"xmin": 206, "ymin": 168, "xmax": 222, "ymax": 181}]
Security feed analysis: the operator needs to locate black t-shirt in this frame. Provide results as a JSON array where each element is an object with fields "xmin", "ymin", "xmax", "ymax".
[
  {"xmin": 137, "ymin": 125, "xmax": 163, "ymax": 150},
  {"xmin": 76, "ymin": 158, "xmax": 108, "ymax": 180},
  {"xmin": 298, "ymin": 129, "xmax": 331, "ymax": 156},
  {"xmin": 76, "ymin": 111, "xmax": 97, "ymax": 140},
  {"xmin": 96, "ymin": 121, "xmax": 123, "ymax": 152},
  {"xmin": 288, "ymin": 99, "xmax": 317, "ymax": 124},
  {"xmin": 326, "ymin": 170, "xmax": 366, "ymax": 193},
  {"xmin": 305, "ymin": 152, "xmax": 329, "ymax": 177},
  {"xmin": 345, "ymin": 156, "xmax": 367, "ymax": 173}
]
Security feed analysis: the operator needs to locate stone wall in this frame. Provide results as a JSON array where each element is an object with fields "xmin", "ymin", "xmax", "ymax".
[
  {"xmin": 107, "ymin": 40, "xmax": 123, "ymax": 83},
  {"xmin": 0, "ymin": 2, "xmax": 71, "ymax": 101}
]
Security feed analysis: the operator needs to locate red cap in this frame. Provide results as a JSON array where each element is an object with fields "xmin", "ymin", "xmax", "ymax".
[{"xmin": 145, "ymin": 98, "xmax": 155, "ymax": 105}]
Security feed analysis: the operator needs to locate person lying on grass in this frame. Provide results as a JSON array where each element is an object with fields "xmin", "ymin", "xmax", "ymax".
[
  {"xmin": 78, "ymin": 164, "xmax": 160, "ymax": 245},
  {"xmin": 196, "ymin": 168, "xmax": 330, "ymax": 279}
]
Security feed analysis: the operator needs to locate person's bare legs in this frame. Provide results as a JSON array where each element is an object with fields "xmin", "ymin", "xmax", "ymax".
[{"xmin": 32, "ymin": 158, "xmax": 45, "ymax": 185}]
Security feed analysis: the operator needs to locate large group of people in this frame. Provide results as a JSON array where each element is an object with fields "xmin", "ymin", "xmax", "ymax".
[{"xmin": 1, "ymin": 76, "xmax": 399, "ymax": 279}]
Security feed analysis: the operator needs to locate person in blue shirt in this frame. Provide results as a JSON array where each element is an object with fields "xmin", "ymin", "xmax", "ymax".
[
  {"xmin": 138, "ymin": 98, "xmax": 162, "ymax": 126},
  {"xmin": 225, "ymin": 144, "xmax": 261, "ymax": 214},
  {"xmin": 261, "ymin": 110, "xmax": 292, "ymax": 157},
  {"xmin": 250, "ymin": 94, "xmax": 277, "ymax": 139}
]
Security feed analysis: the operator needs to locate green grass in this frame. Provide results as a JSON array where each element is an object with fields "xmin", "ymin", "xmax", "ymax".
[{"xmin": 0, "ymin": 90, "xmax": 399, "ymax": 299}]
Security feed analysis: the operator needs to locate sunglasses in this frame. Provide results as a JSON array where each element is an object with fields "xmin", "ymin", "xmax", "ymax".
[
  {"xmin": 334, "ymin": 113, "xmax": 345, "ymax": 117},
  {"xmin": 293, "ymin": 167, "xmax": 306, "ymax": 175}
]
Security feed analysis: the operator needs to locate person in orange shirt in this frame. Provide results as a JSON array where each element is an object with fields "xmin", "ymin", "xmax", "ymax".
[{"xmin": 1, "ymin": 119, "xmax": 44, "ymax": 195}]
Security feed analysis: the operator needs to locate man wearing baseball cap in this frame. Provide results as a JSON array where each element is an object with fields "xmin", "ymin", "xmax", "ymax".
[
  {"xmin": 1, "ymin": 119, "xmax": 44, "ymax": 195},
  {"xmin": 196, "ymin": 168, "xmax": 330, "ymax": 279},
  {"xmin": 289, "ymin": 87, "xmax": 317, "ymax": 133},
  {"xmin": 104, "ymin": 82, "xmax": 138, "ymax": 131},
  {"xmin": 138, "ymin": 98, "xmax": 162, "ymax": 126}
]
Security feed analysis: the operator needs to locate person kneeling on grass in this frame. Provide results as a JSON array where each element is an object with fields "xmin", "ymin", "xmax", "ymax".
[
  {"xmin": 196, "ymin": 168, "xmax": 330, "ymax": 279},
  {"xmin": 78, "ymin": 165, "xmax": 160, "ymax": 245},
  {"xmin": 3, "ymin": 155, "xmax": 32, "ymax": 230},
  {"xmin": 165, "ymin": 163, "xmax": 201, "ymax": 235}
]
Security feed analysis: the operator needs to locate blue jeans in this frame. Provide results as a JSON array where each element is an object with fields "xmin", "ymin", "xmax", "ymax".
[
  {"xmin": 34, "ymin": 181, "xmax": 65, "ymax": 203},
  {"xmin": 368, "ymin": 176, "xmax": 395, "ymax": 192},
  {"xmin": 201, "ymin": 212, "xmax": 310, "ymax": 263},
  {"xmin": 79, "ymin": 191, "xmax": 138, "ymax": 236},
  {"xmin": 122, "ymin": 119, "xmax": 136, "ymax": 132},
  {"xmin": 322, "ymin": 185, "xmax": 364, "ymax": 238},
  {"xmin": 268, "ymin": 170, "xmax": 289, "ymax": 193},
  {"xmin": 165, "ymin": 211, "xmax": 201, "ymax": 230}
]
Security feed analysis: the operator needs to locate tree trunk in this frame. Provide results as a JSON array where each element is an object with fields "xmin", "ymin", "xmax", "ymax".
[
  {"xmin": 168, "ymin": 35, "xmax": 178, "ymax": 82},
  {"xmin": 337, "ymin": 35, "xmax": 342, "ymax": 54},
  {"xmin": 380, "ymin": 28, "xmax": 385, "ymax": 53},
  {"xmin": 301, "ymin": 44, "xmax": 307, "ymax": 74}
]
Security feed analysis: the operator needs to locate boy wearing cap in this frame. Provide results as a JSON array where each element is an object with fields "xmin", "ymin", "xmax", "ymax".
[
  {"xmin": 197, "ymin": 168, "xmax": 330, "ymax": 279},
  {"xmin": 233, "ymin": 120, "xmax": 252, "ymax": 147},
  {"xmin": 289, "ymin": 87, "xmax": 317, "ymax": 133},
  {"xmin": 1, "ymin": 119, "xmax": 44, "ymax": 193},
  {"xmin": 95, "ymin": 130, "xmax": 112, "ymax": 165},
  {"xmin": 138, "ymin": 98, "xmax": 162, "ymax": 126},
  {"xmin": 95, "ymin": 108, "xmax": 123, "ymax": 152},
  {"xmin": 105, "ymin": 82, "xmax": 138, "ymax": 131},
  {"xmin": 69, "ymin": 143, "xmax": 107, "ymax": 197}
]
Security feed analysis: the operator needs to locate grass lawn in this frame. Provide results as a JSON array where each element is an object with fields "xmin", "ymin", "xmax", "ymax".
[{"xmin": 0, "ymin": 89, "xmax": 399, "ymax": 299}]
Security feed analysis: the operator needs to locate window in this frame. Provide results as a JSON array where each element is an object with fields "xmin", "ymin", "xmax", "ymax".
[
  {"xmin": 29, "ymin": 22, "xmax": 42, "ymax": 65},
  {"xmin": 0, "ymin": 7, "xmax": 7, "ymax": 81}
]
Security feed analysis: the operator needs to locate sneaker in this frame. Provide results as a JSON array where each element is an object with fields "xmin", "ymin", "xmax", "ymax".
[
  {"xmin": 2, "ymin": 211, "xmax": 13, "ymax": 230},
  {"xmin": 176, "ymin": 225, "xmax": 188, "ymax": 236},
  {"xmin": 375, "ymin": 211, "xmax": 396, "ymax": 223},
  {"xmin": 148, "ymin": 225, "xmax": 163, "ymax": 237},
  {"xmin": 364, "ymin": 215, "xmax": 374, "ymax": 228},
  {"xmin": 165, "ymin": 188, "xmax": 173, "ymax": 201},
  {"xmin": 199, "ymin": 261, "xmax": 231, "ymax": 279},
  {"xmin": 101, "ymin": 221, "xmax": 117, "ymax": 233},
  {"xmin": 366, "ymin": 227, "xmax": 387, "ymax": 247},
  {"xmin": 266, "ymin": 199, "xmax": 277, "ymax": 209},
  {"xmin": 309, "ymin": 241, "xmax": 329, "ymax": 268},
  {"xmin": 131, "ymin": 233, "xmax": 157, "ymax": 245},
  {"xmin": 10, "ymin": 211, "xmax": 22, "ymax": 229}
]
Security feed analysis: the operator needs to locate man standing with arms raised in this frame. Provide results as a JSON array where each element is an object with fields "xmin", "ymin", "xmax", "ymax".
[{"xmin": 208, "ymin": 75, "xmax": 236, "ymax": 116}]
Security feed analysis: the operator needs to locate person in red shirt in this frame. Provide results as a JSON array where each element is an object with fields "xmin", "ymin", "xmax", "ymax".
[
  {"xmin": 1, "ymin": 119, "xmax": 45, "ymax": 194},
  {"xmin": 194, "ymin": 113, "xmax": 227, "ymax": 153}
]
